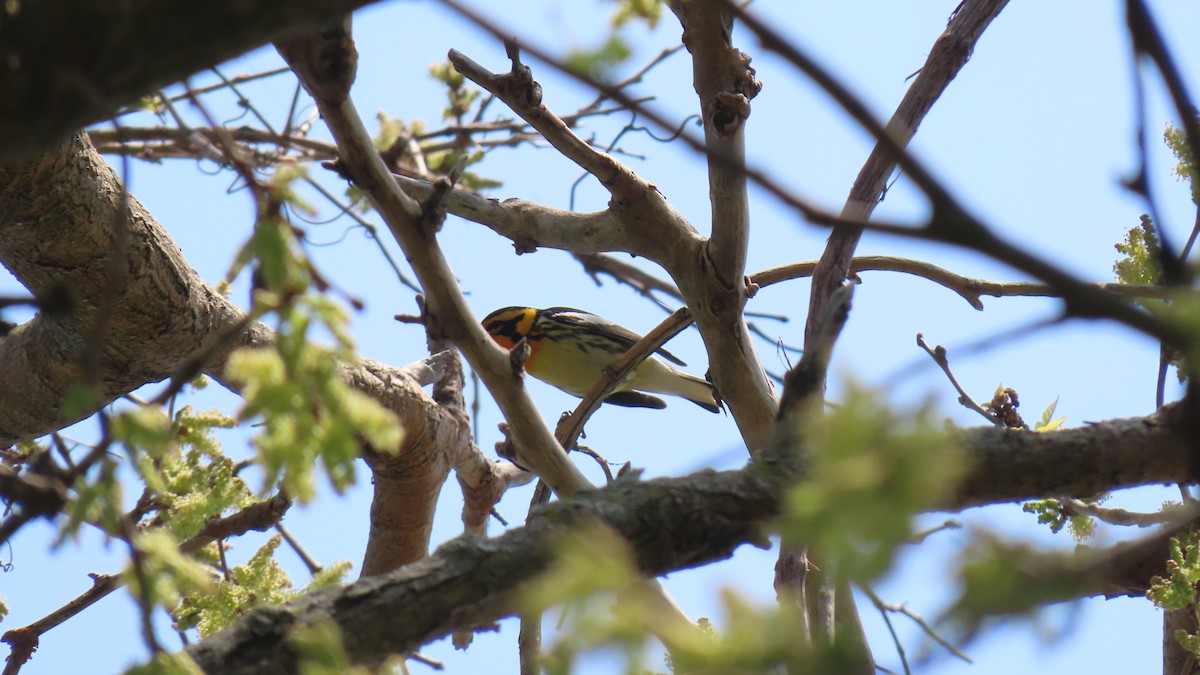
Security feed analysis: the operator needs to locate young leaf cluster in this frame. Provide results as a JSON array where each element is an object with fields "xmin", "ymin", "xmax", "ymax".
[
  {"xmin": 224, "ymin": 178, "xmax": 404, "ymax": 502},
  {"xmin": 1148, "ymin": 531, "xmax": 1200, "ymax": 658},
  {"xmin": 1021, "ymin": 498, "xmax": 1098, "ymax": 542},
  {"xmin": 172, "ymin": 535, "xmax": 350, "ymax": 638}
]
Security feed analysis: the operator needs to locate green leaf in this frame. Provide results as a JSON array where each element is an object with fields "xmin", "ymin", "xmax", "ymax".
[
  {"xmin": 112, "ymin": 406, "xmax": 173, "ymax": 459},
  {"xmin": 1147, "ymin": 530, "xmax": 1200, "ymax": 660},
  {"xmin": 221, "ymin": 209, "xmax": 404, "ymax": 501},
  {"xmin": 1148, "ymin": 531, "xmax": 1200, "ymax": 612},
  {"xmin": 61, "ymin": 385, "xmax": 103, "ymax": 422},
  {"xmin": 947, "ymin": 534, "xmax": 1090, "ymax": 638},
  {"xmin": 1021, "ymin": 498, "xmax": 1096, "ymax": 541},
  {"xmin": 1149, "ymin": 289, "xmax": 1200, "ymax": 379},
  {"xmin": 521, "ymin": 524, "xmax": 638, "ymax": 615},
  {"xmin": 227, "ymin": 338, "xmax": 403, "ymax": 501},
  {"xmin": 304, "ymin": 560, "xmax": 353, "ymax": 591},
  {"xmin": 428, "ymin": 61, "xmax": 465, "ymax": 89},
  {"xmin": 288, "ymin": 619, "xmax": 376, "ymax": 675},
  {"xmin": 530, "ymin": 529, "xmax": 865, "ymax": 674},
  {"xmin": 429, "ymin": 61, "xmax": 480, "ymax": 121},
  {"xmin": 58, "ymin": 458, "xmax": 123, "ymax": 543},
  {"xmin": 458, "ymin": 171, "xmax": 503, "ymax": 191},
  {"xmin": 609, "ymin": 0, "xmax": 663, "ymax": 28},
  {"xmin": 566, "ymin": 35, "xmax": 633, "ymax": 81},
  {"xmin": 1034, "ymin": 397, "xmax": 1065, "ymax": 432},
  {"xmin": 128, "ymin": 529, "xmax": 215, "ymax": 611}
]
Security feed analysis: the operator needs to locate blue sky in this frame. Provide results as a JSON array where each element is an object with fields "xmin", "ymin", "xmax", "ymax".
[{"xmin": 2, "ymin": 1, "xmax": 1199, "ymax": 673}]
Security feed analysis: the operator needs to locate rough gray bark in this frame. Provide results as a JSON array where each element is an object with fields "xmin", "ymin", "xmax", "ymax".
[
  {"xmin": 0, "ymin": 132, "xmax": 468, "ymax": 572},
  {"xmin": 0, "ymin": 0, "xmax": 384, "ymax": 167},
  {"xmin": 183, "ymin": 399, "xmax": 1197, "ymax": 673},
  {"xmin": 0, "ymin": 132, "xmax": 249, "ymax": 442}
]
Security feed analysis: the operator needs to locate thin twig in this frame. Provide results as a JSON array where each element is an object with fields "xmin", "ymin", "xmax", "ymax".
[
  {"xmin": 863, "ymin": 584, "xmax": 972, "ymax": 665},
  {"xmin": 909, "ymin": 520, "xmax": 962, "ymax": 545},
  {"xmin": 1060, "ymin": 497, "xmax": 1178, "ymax": 527},
  {"xmin": 275, "ymin": 523, "xmax": 323, "ymax": 575},
  {"xmin": 408, "ymin": 651, "xmax": 445, "ymax": 670},
  {"xmin": 916, "ymin": 334, "xmax": 999, "ymax": 426},
  {"xmin": 863, "ymin": 584, "xmax": 911, "ymax": 675}
]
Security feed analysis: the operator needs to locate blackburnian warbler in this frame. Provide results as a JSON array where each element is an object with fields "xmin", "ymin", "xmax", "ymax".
[{"xmin": 482, "ymin": 306, "xmax": 721, "ymax": 413}]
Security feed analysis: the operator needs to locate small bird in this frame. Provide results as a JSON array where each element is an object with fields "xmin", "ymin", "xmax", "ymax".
[{"xmin": 482, "ymin": 306, "xmax": 721, "ymax": 413}]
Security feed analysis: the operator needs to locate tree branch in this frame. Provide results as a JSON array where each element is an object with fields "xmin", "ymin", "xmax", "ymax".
[
  {"xmin": 0, "ymin": 133, "xmax": 247, "ymax": 444},
  {"xmin": 0, "ymin": 0, "xmax": 384, "ymax": 166},
  {"xmin": 182, "ymin": 399, "xmax": 1197, "ymax": 673},
  {"xmin": 667, "ymin": 0, "xmax": 761, "ymax": 284},
  {"xmin": 0, "ymin": 133, "xmax": 470, "ymax": 570},
  {"xmin": 391, "ymin": 174, "xmax": 634, "ymax": 255},
  {"xmin": 755, "ymin": 256, "xmax": 1171, "ymax": 310},
  {"xmin": 803, "ymin": 0, "xmax": 1011, "ymax": 343}
]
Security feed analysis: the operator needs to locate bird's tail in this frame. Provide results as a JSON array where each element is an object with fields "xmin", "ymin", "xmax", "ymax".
[
  {"xmin": 638, "ymin": 365, "xmax": 721, "ymax": 413},
  {"xmin": 673, "ymin": 372, "xmax": 722, "ymax": 413}
]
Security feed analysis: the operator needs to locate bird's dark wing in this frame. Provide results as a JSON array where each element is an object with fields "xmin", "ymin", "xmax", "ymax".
[
  {"xmin": 603, "ymin": 391, "xmax": 668, "ymax": 409},
  {"xmin": 543, "ymin": 307, "xmax": 688, "ymax": 366}
]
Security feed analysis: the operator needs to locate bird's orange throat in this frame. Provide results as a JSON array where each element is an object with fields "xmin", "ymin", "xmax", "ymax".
[{"xmin": 487, "ymin": 333, "xmax": 540, "ymax": 372}]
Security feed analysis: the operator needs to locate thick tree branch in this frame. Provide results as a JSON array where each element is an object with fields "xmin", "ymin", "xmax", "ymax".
[
  {"xmin": 0, "ymin": 133, "xmax": 247, "ymax": 444},
  {"xmin": 0, "ymin": 0, "xmax": 383, "ymax": 167},
  {"xmin": 951, "ymin": 402, "xmax": 1196, "ymax": 508},
  {"xmin": 664, "ymin": 1, "xmax": 777, "ymax": 454},
  {"xmin": 0, "ymin": 134, "xmax": 450, "ymax": 448},
  {"xmin": 0, "ymin": 133, "xmax": 469, "ymax": 574},
  {"xmin": 182, "ymin": 398, "xmax": 1196, "ymax": 673},
  {"xmin": 667, "ymin": 0, "xmax": 761, "ymax": 285},
  {"xmin": 391, "ymin": 174, "xmax": 633, "ymax": 255}
]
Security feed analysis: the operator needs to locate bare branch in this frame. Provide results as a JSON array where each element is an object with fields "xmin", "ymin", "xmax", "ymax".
[
  {"xmin": 447, "ymin": 47, "xmax": 646, "ymax": 204},
  {"xmin": 390, "ymin": 174, "xmax": 635, "ymax": 256},
  {"xmin": 668, "ymin": 0, "xmax": 761, "ymax": 284},
  {"xmin": 863, "ymin": 584, "xmax": 972, "ymax": 666},
  {"xmin": 803, "ymin": 0, "xmax": 1011, "ymax": 343},
  {"xmin": 574, "ymin": 252, "xmax": 683, "ymax": 304},
  {"xmin": 916, "ymin": 334, "xmax": 1000, "ymax": 426},
  {"xmin": 1060, "ymin": 497, "xmax": 1178, "ymax": 528}
]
